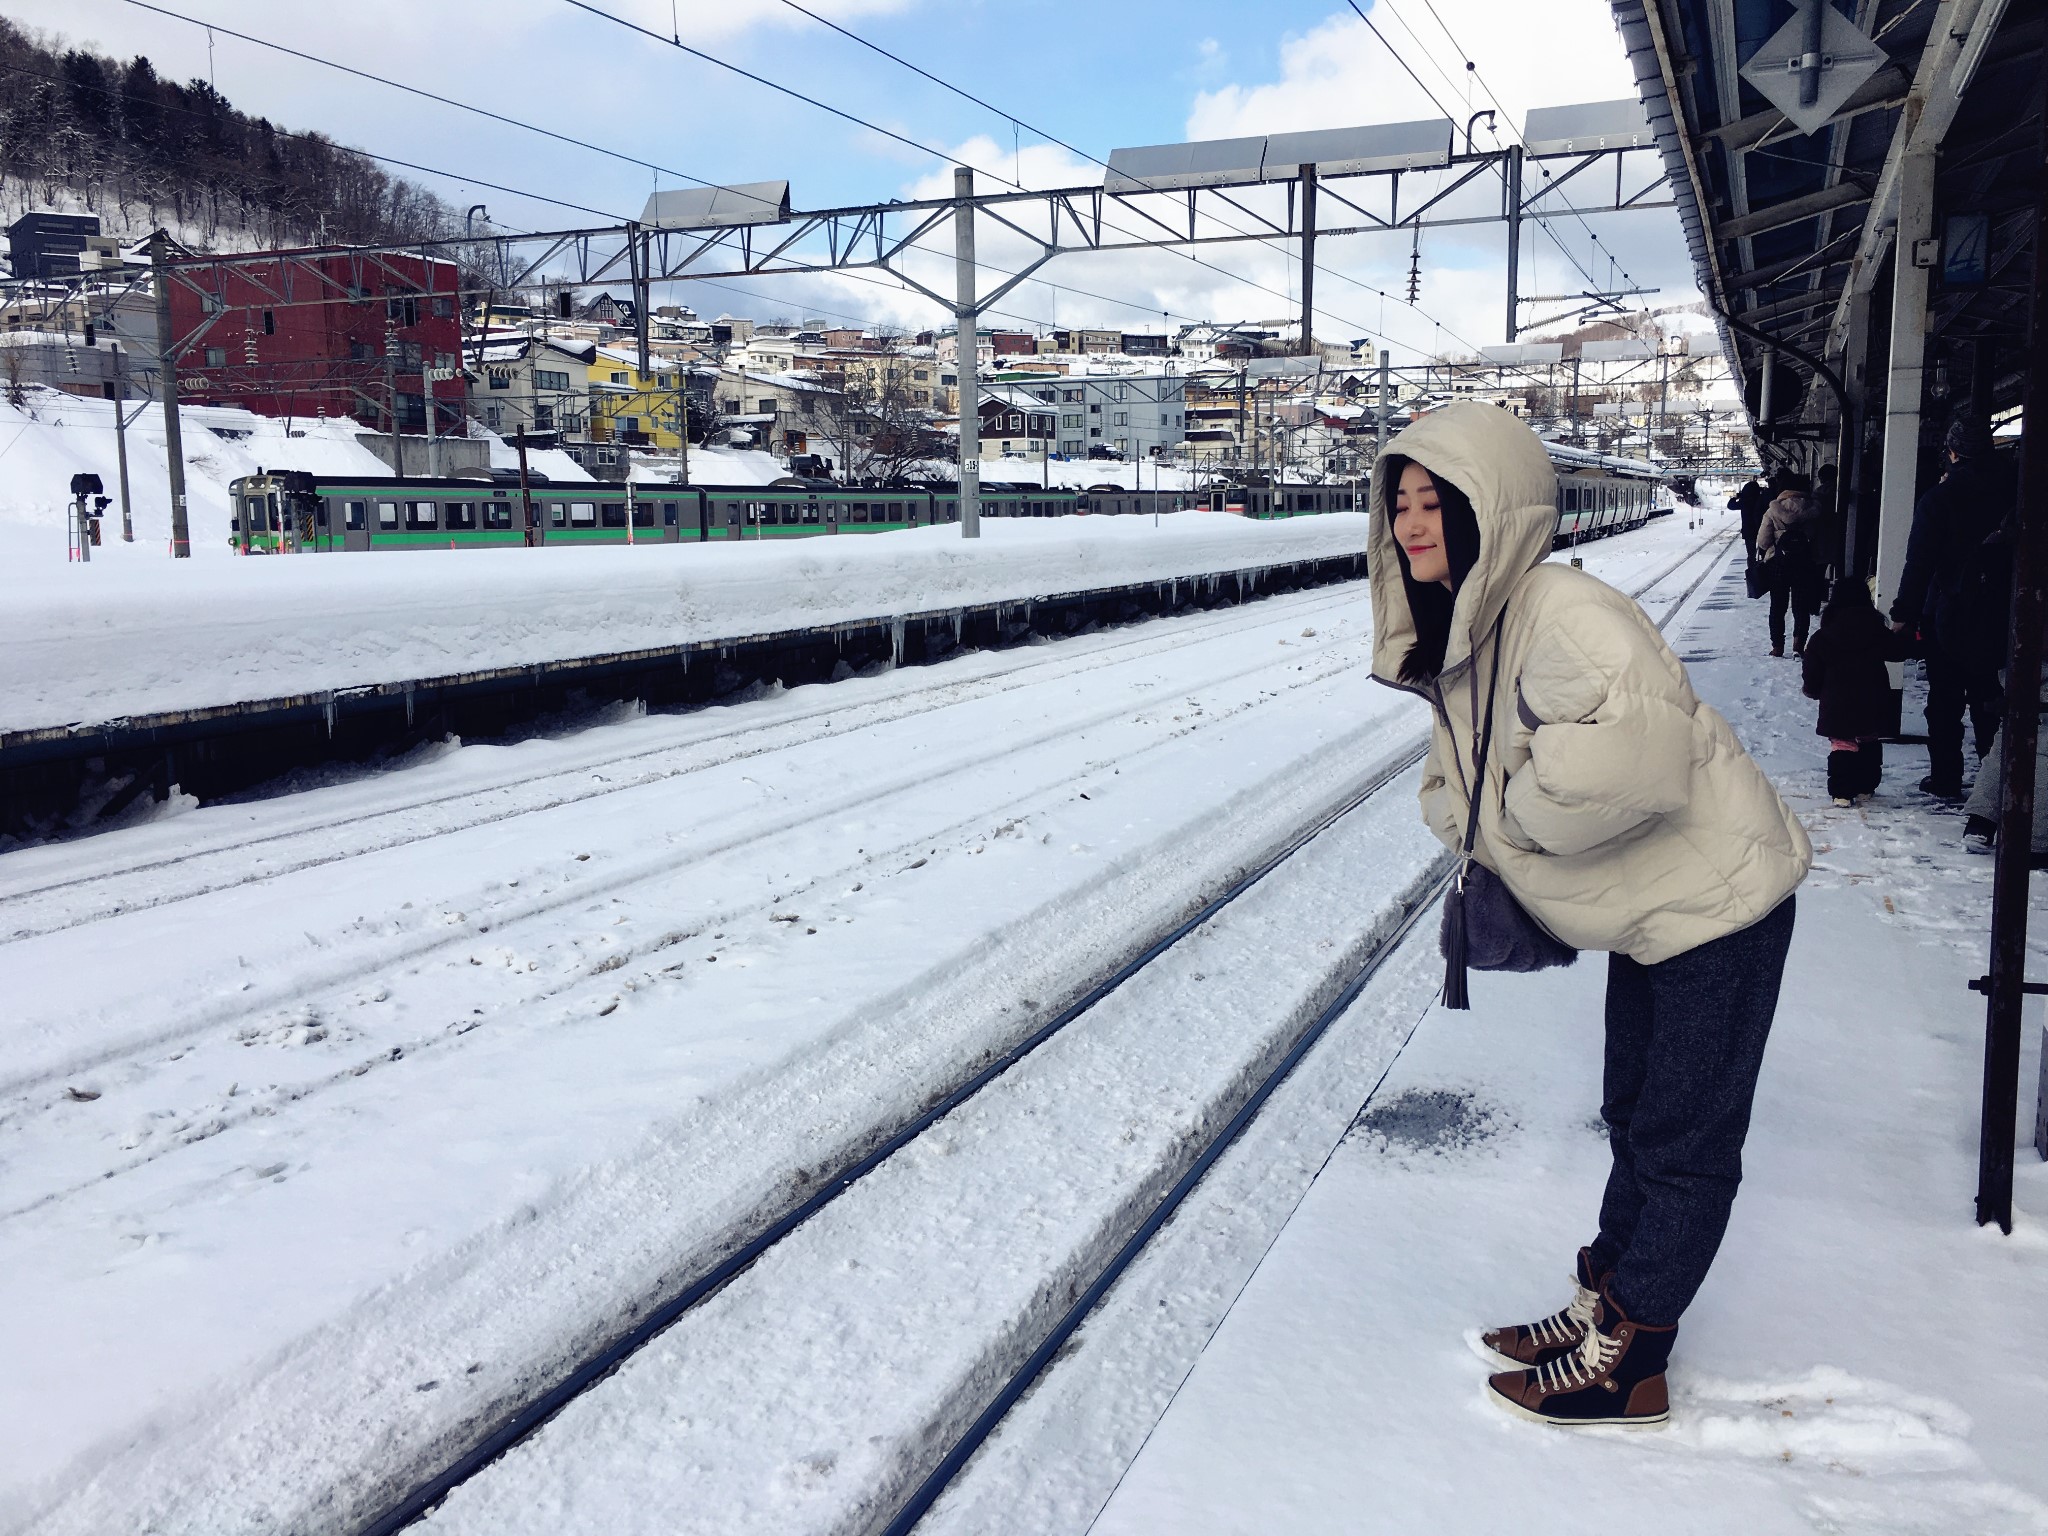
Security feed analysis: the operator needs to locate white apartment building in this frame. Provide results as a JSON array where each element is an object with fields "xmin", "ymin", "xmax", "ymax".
[{"xmin": 991, "ymin": 372, "xmax": 1187, "ymax": 459}]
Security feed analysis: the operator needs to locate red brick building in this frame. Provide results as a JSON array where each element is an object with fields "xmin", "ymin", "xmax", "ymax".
[{"xmin": 167, "ymin": 251, "xmax": 465, "ymax": 431}]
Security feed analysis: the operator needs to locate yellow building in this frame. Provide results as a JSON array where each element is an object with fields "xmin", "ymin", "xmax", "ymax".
[{"xmin": 586, "ymin": 344, "xmax": 696, "ymax": 450}]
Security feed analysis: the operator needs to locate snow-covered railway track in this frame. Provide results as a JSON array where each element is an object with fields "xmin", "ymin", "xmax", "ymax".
[
  {"xmin": 356, "ymin": 536, "xmax": 1739, "ymax": 1536},
  {"xmin": 362, "ymin": 741, "xmax": 1442, "ymax": 1536},
  {"xmin": 0, "ymin": 585, "xmax": 1366, "ymax": 942},
  {"xmin": 4, "ymin": 521, "xmax": 1738, "ymax": 1536}
]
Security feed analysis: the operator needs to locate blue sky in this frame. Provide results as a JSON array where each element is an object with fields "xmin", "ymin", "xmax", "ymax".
[{"xmin": 23, "ymin": 1, "xmax": 1699, "ymax": 359}]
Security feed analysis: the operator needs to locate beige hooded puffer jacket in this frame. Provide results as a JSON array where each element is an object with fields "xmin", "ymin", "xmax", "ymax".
[{"xmin": 1369, "ymin": 402, "xmax": 1810, "ymax": 964}]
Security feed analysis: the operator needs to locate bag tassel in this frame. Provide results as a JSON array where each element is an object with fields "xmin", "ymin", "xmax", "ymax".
[{"xmin": 1440, "ymin": 875, "xmax": 1471, "ymax": 1011}]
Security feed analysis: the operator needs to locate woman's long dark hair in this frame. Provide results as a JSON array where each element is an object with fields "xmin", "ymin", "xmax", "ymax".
[{"xmin": 1385, "ymin": 454, "xmax": 1482, "ymax": 684}]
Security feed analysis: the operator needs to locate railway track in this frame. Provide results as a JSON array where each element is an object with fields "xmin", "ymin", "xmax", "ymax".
[
  {"xmin": 355, "ymin": 531, "xmax": 1739, "ymax": 1536},
  {"xmin": 8, "ymin": 523, "xmax": 1737, "ymax": 1536}
]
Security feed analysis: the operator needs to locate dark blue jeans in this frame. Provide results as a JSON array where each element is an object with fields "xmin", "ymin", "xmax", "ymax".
[{"xmin": 1588, "ymin": 897, "xmax": 1796, "ymax": 1327}]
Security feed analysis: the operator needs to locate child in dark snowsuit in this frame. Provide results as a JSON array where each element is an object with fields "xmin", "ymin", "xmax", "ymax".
[{"xmin": 1802, "ymin": 578, "xmax": 1910, "ymax": 804}]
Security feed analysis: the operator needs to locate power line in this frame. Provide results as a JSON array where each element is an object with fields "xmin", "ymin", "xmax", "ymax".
[
  {"xmin": 1386, "ymin": 0, "xmax": 1648, "ymax": 297},
  {"xmin": 560, "ymin": 0, "xmax": 1478, "ymax": 359},
  {"xmin": 766, "ymin": 0, "xmax": 1483, "ymax": 357}
]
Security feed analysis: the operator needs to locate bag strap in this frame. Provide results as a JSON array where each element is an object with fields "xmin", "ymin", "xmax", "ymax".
[{"xmin": 1457, "ymin": 612, "xmax": 1509, "ymax": 869}]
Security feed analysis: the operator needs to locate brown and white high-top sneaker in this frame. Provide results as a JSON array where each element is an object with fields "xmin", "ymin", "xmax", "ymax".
[
  {"xmin": 1469, "ymin": 1247, "xmax": 1608, "ymax": 1371},
  {"xmin": 1485, "ymin": 1282, "xmax": 1675, "ymax": 1428}
]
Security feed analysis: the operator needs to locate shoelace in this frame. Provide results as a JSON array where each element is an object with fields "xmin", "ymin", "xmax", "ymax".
[
  {"xmin": 1525, "ymin": 1279, "xmax": 1600, "ymax": 1347},
  {"xmin": 1533, "ymin": 1316, "xmax": 1622, "ymax": 1393}
]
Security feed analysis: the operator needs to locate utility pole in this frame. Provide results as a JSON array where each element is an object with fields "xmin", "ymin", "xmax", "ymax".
[
  {"xmin": 954, "ymin": 166, "xmax": 981, "ymax": 539},
  {"xmin": 1503, "ymin": 145, "xmax": 1524, "ymax": 343},
  {"xmin": 515, "ymin": 426, "xmax": 536, "ymax": 546},
  {"xmin": 112, "ymin": 344, "xmax": 134, "ymax": 542},
  {"xmin": 1376, "ymin": 349, "xmax": 1391, "ymax": 466},
  {"xmin": 149, "ymin": 232, "xmax": 191, "ymax": 557},
  {"xmin": 1299, "ymin": 164, "xmax": 1317, "ymax": 356},
  {"xmin": 419, "ymin": 248, "xmax": 438, "ymax": 478},
  {"xmin": 384, "ymin": 320, "xmax": 406, "ymax": 480},
  {"xmin": 677, "ymin": 373, "xmax": 690, "ymax": 487}
]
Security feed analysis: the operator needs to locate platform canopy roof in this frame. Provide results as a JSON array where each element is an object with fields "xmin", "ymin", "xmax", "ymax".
[{"xmin": 1609, "ymin": 0, "xmax": 2043, "ymax": 453}]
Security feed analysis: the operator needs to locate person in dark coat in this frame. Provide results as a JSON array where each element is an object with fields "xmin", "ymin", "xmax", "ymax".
[
  {"xmin": 1803, "ymin": 578, "xmax": 1911, "ymax": 804},
  {"xmin": 1755, "ymin": 478, "xmax": 1827, "ymax": 656},
  {"xmin": 1890, "ymin": 416, "xmax": 2013, "ymax": 797},
  {"xmin": 1729, "ymin": 476, "xmax": 1770, "ymax": 590}
]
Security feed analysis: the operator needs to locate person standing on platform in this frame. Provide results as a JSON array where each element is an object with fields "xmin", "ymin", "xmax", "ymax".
[
  {"xmin": 1730, "ymin": 475, "xmax": 1770, "ymax": 594},
  {"xmin": 1755, "ymin": 476, "xmax": 1826, "ymax": 656},
  {"xmin": 1802, "ymin": 578, "xmax": 1910, "ymax": 805},
  {"xmin": 1890, "ymin": 416, "xmax": 2012, "ymax": 799},
  {"xmin": 1369, "ymin": 402, "xmax": 1811, "ymax": 1430}
]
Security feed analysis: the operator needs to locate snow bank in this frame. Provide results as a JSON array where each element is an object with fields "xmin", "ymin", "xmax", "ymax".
[{"xmin": 1, "ymin": 511, "xmax": 1371, "ymax": 733}]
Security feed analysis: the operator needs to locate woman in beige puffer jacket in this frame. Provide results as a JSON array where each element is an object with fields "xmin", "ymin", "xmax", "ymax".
[{"xmin": 1367, "ymin": 402, "xmax": 1810, "ymax": 1431}]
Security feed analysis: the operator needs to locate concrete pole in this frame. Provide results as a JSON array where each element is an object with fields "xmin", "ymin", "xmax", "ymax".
[
  {"xmin": 954, "ymin": 166, "xmax": 981, "ymax": 539},
  {"xmin": 1376, "ymin": 349, "xmax": 1391, "ymax": 464},
  {"xmin": 150, "ymin": 233, "xmax": 191, "ymax": 557},
  {"xmin": 112, "ymin": 344, "xmax": 134, "ymax": 541},
  {"xmin": 1299, "ymin": 165, "xmax": 1317, "ymax": 356},
  {"xmin": 1503, "ymin": 145, "xmax": 1523, "ymax": 344},
  {"xmin": 1874, "ymin": 148, "xmax": 1937, "ymax": 615},
  {"xmin": 418, "ymin": 249, "xmax": 438, "ymax": 478}
]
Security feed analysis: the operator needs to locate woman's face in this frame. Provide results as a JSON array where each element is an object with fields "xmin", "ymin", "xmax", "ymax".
[{"xmin": 1394, "ymin": 462, "xmax": 1454, "ymax": 588}]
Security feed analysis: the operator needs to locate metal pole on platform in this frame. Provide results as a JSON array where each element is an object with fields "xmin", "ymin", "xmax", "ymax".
[
  {"xmin": 954, "ymin": 166, "xmax": 981, "ymax": 540},
  {"xmin": 1874, "ymin": 148, "xmax": 1936, "ymax": 614},
  {"xmin": 150, "ymin": 233, "xmax": 191, "ymax": 558},
  {"xmin": 1976, "ymin": 92, "xmax": 2048, "ymax": 1233},
  {"xmin": 515, "ymin": 426, "xmax": 536, "ymax": 546},
  {"xmin": 419, "ymin": 248, "xmax": 437, "ymax": 479}
]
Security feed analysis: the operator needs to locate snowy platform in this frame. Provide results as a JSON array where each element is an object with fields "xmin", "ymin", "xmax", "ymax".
[
  {"xmin": 1, "ymin": 512, "xmax": 1372, "ymax": 740},
  {"xmin": 1015, "ymin": 549, "xmax": 2048, "ymax": 1536}
]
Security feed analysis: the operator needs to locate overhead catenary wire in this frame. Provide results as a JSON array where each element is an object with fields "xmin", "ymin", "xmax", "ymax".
[
  {"xmin": 559, "ymin": 0, "xmax": 1482, "ymax": 359},
  {"xmin": 1381, "ymin": 0, "xmax": 1650, "ymax": 299},
  {"xmin": 84, "ymin": 9, "xmax": 1192, "ymax": 338},
  {"xmin": 764, "ymin": 0, "xmax": 1485, "ymax": 356}
]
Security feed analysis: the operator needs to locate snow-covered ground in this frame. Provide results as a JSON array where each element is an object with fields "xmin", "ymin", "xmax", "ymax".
[
  {"xmin": 2, "ymin": 509, "xmax": 1375, "ymax": 733},
  {"xmin": 960, "ymin": 551, "xmax": 2048, "ymax": 1536},
  {"xmin": 0, "ymin": 512, "xmax": 1725, "ymax": 1534}
]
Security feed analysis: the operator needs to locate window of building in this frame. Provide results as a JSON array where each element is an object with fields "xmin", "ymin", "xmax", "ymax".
[
  {"xmin": 204, "ymin": 346, "xmax": 226, "ymax": 367},
  {"xmin": 720, "ymin": 398, "xmax": 739, "ymax": 415},
  {"xmin": 1062, "ymin": 413, "xmax": 1082, "ymax": 429},
  {"xmin": 1090, "ymin": 427, "xmax": 1101, "ymax": 438},
  {"xmin": 262, "ymin": 309, "xmax": 275, "ymax": 336},
  {"xmin": 914, "ymin": 369, "xmax": 929, "ymax": 382},
  {"xmin": 594, "ymin": 445, "xmax": 617, "ymax": 467},
  {"xmin": 1009, "ymin": 413, "xmax": 1022, "ymax": 430},
  {"xmin": 610, "ymin": 371, "xmax": 627, "ymax": 384},
  {"xmin": 536, "ymin": 369, "xmax": 570, "ymax": 392},
  {"xmin": 656, "ymin": 373, "xmax": 672, "ymax": 388},
  {"xmin": 1036, "ymin": 389, "xmax": 1054, "ymax": 402},
  {"xmin": 1089, "ymin": 402, "xmax": 1101, "ymax": 414},
  {"xmin": 483, "ymin": 403, "xmax": 502, "ymax": 428},
  {"xmin": 534, "ymin": 405, "xmax": 554, "ymax": 430},
  {"xmin": 489, "ymin": 372, "xmax": 512, "ymax": 391},
  {"xmin": 387, "ymin": 296, "xmax": 420, "ymax": 328},
  {"xmin": 1114, "ymin": 383, "xmax": 1129, "ymax": 401},
  {"xmin": 433, "ymin": 296, "xmax": 455, "ymax": 319},
  {"xmin": 1000, "ymin": 441, "xmax": 1011, "ymax": 453},
  {"xmin": 1060, "ymin": 439, "xmax": 1082, "ymax": 455},
  {"xmin": 1113, "ymin": 411, "xmax": 1129, "ymax": 426},
  {"xmin": 406, "ymin": 501, "xmax": 437, "ymax": 530},
  {"xmin": 398, "ymin": 342, "xmax": 422, "ymax": 371},
  {"xmin": 757, "ymin": 399, "xmax": 774, "ymax": 414},
  {"xmin": 1115, "ymin": 438, "xmax": 1128, "ymax": 453},
  {"xmin": 622, "ymin": 416, "xmax": 640, "ymax": 435}
]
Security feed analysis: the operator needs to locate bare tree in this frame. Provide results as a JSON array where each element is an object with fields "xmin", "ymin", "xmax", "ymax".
[{"xmin": 791, "ymin": 339, "xmax": 939, "ymax": 483}]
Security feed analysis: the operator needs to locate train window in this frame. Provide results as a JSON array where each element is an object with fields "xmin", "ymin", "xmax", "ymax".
[
  {"xmin": 942, "ymin": 499, "xmax": 957, "ymax": 521},
  {"xmin": 549, "ymin": 502, "xmax": 567, "ymax": 528},
  {"xmin": 240, "ymin": 495, "xmax": 263, "ymax": 531},
  {"xmin": 631, "ymin": 503, "xmax": 654, "ymax": 529},
  {"xmin": 600, "ymin": 502, "xmax": 627, "ymax": 528},
  {"xmin": 445, "ymin": 502, "xmax": 477, "ymax": 531},
  {"xmin": 570, "ymin": 503, "xmax": 597, "ymax": 526},
  {"xmin": 888, "ymin": 501, "xmax": 904, "ymax": 521},
  {"xmin": 406, "ymin": 501, "xmax": 437, "ymax": 530},
  {"xmin": 803, "ymin": 501, "xmax": 821, "ymax": 524},
  {"xmin": 724, "ymin": 500, "xmax": 742, "ymax": 524},
  {"xmin": 484, "ymin": 502, "xmax": 512, "ymax": 530},
  {"xmin": 662, "ymin": 502, "xmax": 678, "ymax": 528},
  {"xmin": 344, "ymin": 500, "xmax": 367, "ymax": 531},
  {"xmin": 850, "ymin": 501, "xmax": 869, "ymax": 523},
  {"xmin": 377, "ymin": 501, "xmax": 399, "ymax": 530}
]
